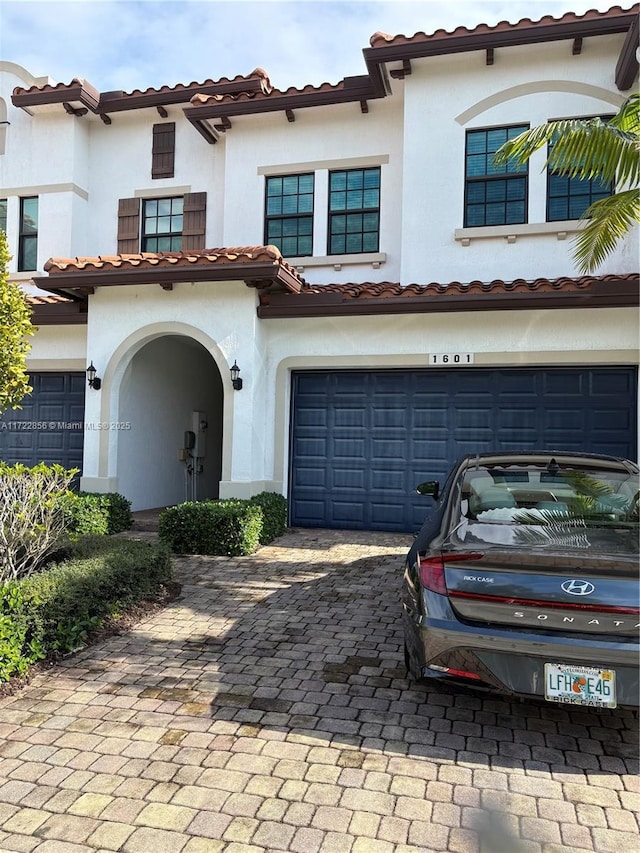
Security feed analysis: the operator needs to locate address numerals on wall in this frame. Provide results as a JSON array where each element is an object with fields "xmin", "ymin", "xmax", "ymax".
[{"xmin": 429, "ymin": 353, "xmax": 475, "ymax": 366}]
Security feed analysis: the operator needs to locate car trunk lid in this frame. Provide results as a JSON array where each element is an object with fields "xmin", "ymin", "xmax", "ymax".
[{"xmin": 441, "ymin": 529, "xmax": 639, "ymax": 637}]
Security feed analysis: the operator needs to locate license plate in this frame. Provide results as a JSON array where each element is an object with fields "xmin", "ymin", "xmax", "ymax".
[{"xmin": 544, "ymin": 663, "xmax": 616, "ymax": 708}]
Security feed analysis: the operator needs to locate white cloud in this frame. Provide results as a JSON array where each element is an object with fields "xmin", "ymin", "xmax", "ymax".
[{"xmin": 1, "ymin": 0, "xmax": 628, "ymax": 91}]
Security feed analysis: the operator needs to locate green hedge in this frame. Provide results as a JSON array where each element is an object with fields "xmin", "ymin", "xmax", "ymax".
[
  {"xmin": 0, "ymin": 536, "xmax": 172, "ymax": 682},
  {"xmin": 159, "ymin": 500, "xmax": 263, "ymax": 556},
  {"xmin": 249, "ymin": 491, "xmax": 287, "ymax": 544},
  {"xmin": 61, "ymin": 492, "xmax": 132, "ymax": 536}
]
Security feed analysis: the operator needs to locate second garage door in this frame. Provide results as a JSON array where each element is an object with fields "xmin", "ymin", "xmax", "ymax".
[
  {"xmin": 0, "ymin": 372, "xmax": 85, "ymax": 474},
  {"xmin": 289, "ymin": 367, "xmax": 637, "ymax": 532}
]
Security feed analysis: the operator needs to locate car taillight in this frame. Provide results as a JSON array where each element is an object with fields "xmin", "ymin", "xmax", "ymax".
[
  {"xmin": 428, "ymin": 664, "xmax": 481, "ymax": 681},
  {"xmin": 419, "ymin": 553, "xmax": 483, "ymax": 594}
]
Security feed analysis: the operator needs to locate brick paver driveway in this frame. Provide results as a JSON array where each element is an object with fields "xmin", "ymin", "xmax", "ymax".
[{"xmin": 0, "ymin": 529, "xmax": 638, "ymax": 853}]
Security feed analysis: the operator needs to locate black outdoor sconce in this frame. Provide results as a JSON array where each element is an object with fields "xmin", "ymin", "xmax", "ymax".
[
  {"xmin": 230, "ymin": 361, "xmax": 243, "ymax": 391},
  {"xmin": 86, "ymin": 362, "xmax": 102, "ymax": 390}
]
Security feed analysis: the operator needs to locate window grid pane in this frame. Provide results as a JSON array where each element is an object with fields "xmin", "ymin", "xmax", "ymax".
[
  {"xmin": 328, "ymin": 167, "xmax": 380, "ymax": 255},
  {"xmin": 142, "ymin": 197, "xmax": 183, "ymax": 251},
  {"xmin": 264, "ymin": 173, "xmax": 314, "ymax": 257},
  {"xmin": 0, "ymin": 199, "xmax": 6, "ymax": 234},
  {"xmin": 18, "ymin": 197, "xmax": 38, "ymax": 271},
  {"xmin": 547, "ymin": 167, "xmax": 613, "ymax": 221},
  {"xmin": 465, "ymin": 126, "xmax": 528, "ymax": 227}
]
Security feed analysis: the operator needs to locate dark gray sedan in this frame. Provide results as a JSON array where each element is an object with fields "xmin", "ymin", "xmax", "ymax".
[{"xmin": 402, "ymin": 452, "xmax": 639, "ymax": 708}]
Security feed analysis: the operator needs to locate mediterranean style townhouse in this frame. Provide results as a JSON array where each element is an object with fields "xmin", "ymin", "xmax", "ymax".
[{"xmin": 0, "ymin": 5, "xmax": 638, "ymax": 532}]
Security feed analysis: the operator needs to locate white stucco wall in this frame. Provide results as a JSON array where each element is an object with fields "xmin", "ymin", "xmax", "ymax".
[
  {"xmin": 3, "ymin": 32, "xmax": 638, "ymax": 510},
  {"xmin": 0, "ymin": 63, "xmax": 91, "ymax": 274},
  {"xmin": 261, "ymin": 306, "xmax": 639, "ymax": 490},
  {"xmin": 79, "ymin": 280, "xmax": 264, "ymax": 500},
  {"xmin": 221, "ymin": 99, "xmax": 404, "ymax": 284},
  {"xmin": 85, "ymin": 110, "xmax": 226, "ymax": 255},
  {"xmin": 77, "ymin": 278, "xmax": 638, "ymax": 503},
  {"xmin": 3, "ymin": 32, "xmax": 636, "ymax": 282},
  {"xmin": 399, "ymin": 36, "xmax": 638, "ymax": 283},
  {"xmin": 27, "ymin": 324, "xmax": 87, "ymax": 368}
]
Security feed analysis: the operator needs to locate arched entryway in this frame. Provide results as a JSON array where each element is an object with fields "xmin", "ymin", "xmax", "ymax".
[{"xmin": 116, "ymin": 335, "xmax": 223, "ymax": 510}]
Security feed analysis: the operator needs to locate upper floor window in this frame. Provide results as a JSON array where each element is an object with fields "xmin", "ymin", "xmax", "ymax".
[
  {"xmin": 18, "ymin": 197, "xmax": 38, "ymax": 271},
  {"xmin": 264, "ymin": 174, "xmax": 314, "ymax": 257},
  {"xmin": 0, "ymin": 199, "xmax": 6, "ymax": 234},
  {"xmin": 547, "ymin": 119, "xmax": 613, "ymax": 222},
  {"xmin": 465, "ymin": 125, "xmax": 528, "ymax": 227},
  {"xmin": 142, "ymin": 197, "xmax": 183, "ymax": 252},
  {"xmin": 329, "ymin": 167, "xmax": 380, "ymax": 254},
  {"xmin": 117, "ymin": 193, "xmax": 206, "ymax": 254}
]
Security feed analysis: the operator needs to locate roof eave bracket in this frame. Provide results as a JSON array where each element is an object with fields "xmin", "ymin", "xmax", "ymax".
[{"xmin": 615, "ymin": 16, "xmax": 640, "ymax": 91}]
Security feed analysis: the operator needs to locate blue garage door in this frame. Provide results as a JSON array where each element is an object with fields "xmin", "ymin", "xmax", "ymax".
[
  {"xmin": 289, "ymin": 367, "xmax": 638, "ymax": 532},
  {"xmin": 0, "ymin": 373, "xmax": 85, "ymax": 474}
]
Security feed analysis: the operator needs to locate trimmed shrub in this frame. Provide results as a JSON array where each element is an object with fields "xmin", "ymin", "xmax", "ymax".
[
  {"xmin": 59, "ymin": 491, "xmax": 132, "ymax": 537},
  {"xmin": 59, "ymin": 492, "xmax": 109, "ymax": 536},
  {"xmin": 159, "ymin": 500, "xmax": 263, "ymax": 556},
  {"xmin": 0, "ymin": 536, "xmax": 172, "ymax": 681},
  {"xmin": 249, "ymin": 491, "xmax": 287, "ymax": 543},
  {"xmin": 96, "ymin": 492, "xmax": 133, "ymax": 534}
]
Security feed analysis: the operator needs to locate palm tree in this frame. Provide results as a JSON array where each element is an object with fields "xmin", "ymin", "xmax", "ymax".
[{"xmin": 494, "ymin": 94, "xmax": 639, "ymax": 273}]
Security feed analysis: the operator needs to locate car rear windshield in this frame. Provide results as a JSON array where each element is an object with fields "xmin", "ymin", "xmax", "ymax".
[{"xmin": 459, "ymin": 462, "xmax": 639, "ymax": 529}]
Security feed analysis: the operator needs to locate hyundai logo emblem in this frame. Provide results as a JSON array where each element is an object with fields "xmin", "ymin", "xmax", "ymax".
[{"xmin": 561, "ymin": 579, "xmax": 595, "ymax": 596}]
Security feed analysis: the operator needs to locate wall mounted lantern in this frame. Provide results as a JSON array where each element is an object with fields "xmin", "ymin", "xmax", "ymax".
[
  {"xmin": 86, "ymin": 362, "xmax": 102, "ymax": 390},
  {"xmin": 230, "ymin": 361, "xmax": 243, "ymax": 391}
]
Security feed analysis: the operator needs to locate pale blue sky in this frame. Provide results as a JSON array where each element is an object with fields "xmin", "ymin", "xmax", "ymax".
[{"xmin": 1, "ymin": 0, "xmax": 627, "ymax": 92}]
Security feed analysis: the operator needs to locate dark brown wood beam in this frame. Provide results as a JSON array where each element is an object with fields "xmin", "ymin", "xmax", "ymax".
[
  {"xmin": 486, "ymin": 48, "xmax": 494, "ymax": 65},
  {"xmin": 615, "ymin": 16, "xmax": 639, "ymax": 91},
  {"xmin": 184, "ymin": 76, "xmax": 378, "ymax": 121},
  {"xmin": 63, "ymin": 102, "xmax": 88, "ymax": 117},
  {"xmin": 572, "ymin": 38, "xmax": 583, "ymax": 55},
  {"xmin": 100, "ymin": 114, "xmax": 112, "ymax": 125},
  {"xmin": 257, "ymin": 279, "xmax": 639, "ymax": 318},
  {"xmin": 389, "ymin": 59, "xmax": 412, "ymax": 79},
  {"xmin": 285, "ymin": 109, "xmax": 295, "ymax": 123},
  {"xmin": 191, "ymin": 120, "xmax": 218, "ymax": 144},
  {"xmin": 363, "ymin": 11, "xmax": 638, "ymax": 66},
  {"xmin": 29, "ymin": 300, "xmax": 88, "ymax": 325},
  {"xmin": 156, "ymin": 105, "xmax": 168, "ymax": 118},
  {"xmin": 360, "ymin": 100, "xmax": 369, "ymax": 114},
  {"xmin": 35, "ymin": 260, "xmax": 303, "ymax": 295}
]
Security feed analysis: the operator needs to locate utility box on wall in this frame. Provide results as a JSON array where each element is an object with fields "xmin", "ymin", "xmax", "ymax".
[{"xmin": 192, "ymin": 411, "xmax": 207, "ymax": 459}]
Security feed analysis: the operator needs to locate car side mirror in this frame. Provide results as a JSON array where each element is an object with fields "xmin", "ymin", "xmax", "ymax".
[{"xmin": 417, "ymin": 480, "xmax": 440, "ymax": 500}]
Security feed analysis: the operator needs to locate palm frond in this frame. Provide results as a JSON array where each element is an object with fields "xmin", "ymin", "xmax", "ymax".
[
  {"xmin": 494, "ymin": 95, "xmax": 639, "ymax": 187},
  {"xmin": 572, "ymin": 189, "xmax": 640, "ymax": 273},
  {"xmin": 609, "ymin": 93, "xmax": 640, "ymax": 135},
  {"xmin": 495, "ymin": 119, "xmax": 638, "ymax": 187}
]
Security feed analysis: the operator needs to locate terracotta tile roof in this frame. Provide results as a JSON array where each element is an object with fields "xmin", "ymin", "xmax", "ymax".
[
  {"xmin": 185, "ymin": 75, "xmax": 379, "ymax": 129},
  {"xmin": 25, "ymin": 293, "xmax": 73, "ymax": 305},
  {"xmin": 300, "ymin": 274, "xmax": 638, "ymax": 297},
  {"xmin": 25, "ymin": 292, "xmax": 88, "ymax": 326},
  {"xmin": 44, "ymin": 246, "xmax": 300, "ymax": 276},
  {"xmin": 258, "ymin": 273, "xmax": 639, "ymax": 318},
  {"xmin": 190, "ymin": 78, "xmax": 358, "ymax": 108},
  {"xmin": 12, "ymin": 69, "xmax": 273, "ymax": 113},
  {"xmin": 368, "ymin": 4, "xmax": 638, "ymax": 48},
  {"xmin": 39, "ymin": 246, "xmax": 305, "ymax": 296}
]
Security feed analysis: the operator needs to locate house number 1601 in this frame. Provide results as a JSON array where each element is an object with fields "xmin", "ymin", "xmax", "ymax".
[{"xmin": 430, "ymin": 353, "xmax": 474, "ymax": 365}]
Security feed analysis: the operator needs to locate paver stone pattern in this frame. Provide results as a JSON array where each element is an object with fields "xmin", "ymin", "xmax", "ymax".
[{"xmin": 0, "ymin": 529, "xmax": 638, "ymax": 853}]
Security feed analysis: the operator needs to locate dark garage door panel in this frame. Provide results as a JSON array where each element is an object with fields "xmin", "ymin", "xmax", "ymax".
[
  {"xmin": 290, "ymin": 367, "xmax": 638, "ymax": 532},
  {"xmin": 0, "ymin": 373, "xmax": 85, "ymax": 473}
]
